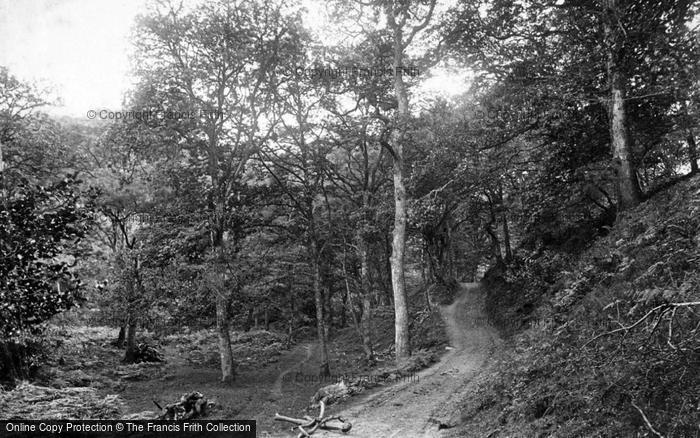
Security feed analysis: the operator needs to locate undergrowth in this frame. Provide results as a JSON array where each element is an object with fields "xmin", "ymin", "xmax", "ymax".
[{"xmin": 456, "ymin": 175, "xmax": 700, "ymax": 437}]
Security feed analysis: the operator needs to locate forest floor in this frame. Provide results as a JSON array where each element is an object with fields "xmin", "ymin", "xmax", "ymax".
[
  {"xmin": 5, "ymin": 274, "xmax": 456, "ymax": 436},
  {"xmin": 316, "ymin": 283, "xmax": 500, "ymax": 438}
]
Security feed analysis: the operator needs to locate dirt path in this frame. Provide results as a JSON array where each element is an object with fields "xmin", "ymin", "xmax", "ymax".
[
  {"xmin": 317, "ymin": 282, "xmax": 500, "ymax": 438},
  {"xmin": 229, "ymin": 341, "xmax": 321, "ymax": 433},
  {"xmin": 117, "ymin": 283, "xmax": 495, "ymax": 437},
  {"xmin": 269, "ymin": 343, "xmax": 316, "ymax": 398}
]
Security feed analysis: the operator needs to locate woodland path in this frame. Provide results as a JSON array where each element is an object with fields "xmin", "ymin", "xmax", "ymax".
[{"xmin": 316, "ymin": 282, "xmax": 501, "ymax": 438}]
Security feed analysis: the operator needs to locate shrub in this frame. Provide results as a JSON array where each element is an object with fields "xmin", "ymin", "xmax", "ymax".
[{"xmin": 0, "ymin": 176, "xmax": 93, "ymax": 381}]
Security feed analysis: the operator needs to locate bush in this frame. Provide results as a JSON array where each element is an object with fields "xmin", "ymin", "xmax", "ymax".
[{"xmin": 0, "ymin": 176, "xmax": 93, "ymax": 380}]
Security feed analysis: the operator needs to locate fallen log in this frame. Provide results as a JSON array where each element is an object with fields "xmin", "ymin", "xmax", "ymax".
[
  {"xmin": 133, "ymin": 343, "xmax": 163, "ymax": 363},
  {"xmin": 147, "ymin": 392, "xmax": 212, "ymax": 420}
]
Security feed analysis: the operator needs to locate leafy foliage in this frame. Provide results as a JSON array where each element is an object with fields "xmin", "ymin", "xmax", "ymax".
[
  {"xmin": 0, "ymin": 176, "xmax": 93, "ymax": 339},
  {"xmin": 461, "ymin": 175, "xmax": 700, "ymax": 437},
  {"xmin": 0, "ymin": 176, "xmax": 94, "ymax": 379}
]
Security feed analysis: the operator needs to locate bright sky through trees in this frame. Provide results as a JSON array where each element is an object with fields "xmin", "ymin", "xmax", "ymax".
[
  {"xmin": 0, "ymin": 0, "xmax": 469, "ymax": 118},
  {"xmin": 0, "ymin": 0, "xmax": 141, "ymax": 116}
]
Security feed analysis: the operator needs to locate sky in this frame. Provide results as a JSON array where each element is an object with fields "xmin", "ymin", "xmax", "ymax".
[
  {"xmin": 0, "ymin": 0, "xmax": 469, "ymax": 118},
  {"xmin": 0, "ymin": 0, "xmax": 141, "ymax": 117}
]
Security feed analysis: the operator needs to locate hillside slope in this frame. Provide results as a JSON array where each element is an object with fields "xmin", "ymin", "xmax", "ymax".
[{"xmin": 449, "ymin": 175, "xmax": 700, "ymax": 437}]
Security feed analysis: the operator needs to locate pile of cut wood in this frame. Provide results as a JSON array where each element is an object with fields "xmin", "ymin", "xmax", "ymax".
[
  {"xmin": 122, "ymin": 392, "xmax": 213, "ymax": 420},
  {"xmin": 130, "ymin": 343, "xmax": 163, "ymax": 363}
]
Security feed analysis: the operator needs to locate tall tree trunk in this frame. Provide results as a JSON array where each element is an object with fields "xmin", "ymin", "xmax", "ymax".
[
  {"xmin": 0, "ymin": 140, "xmax": 6, "ymax": 207},
  {"xmin": 485, "ymin": 223, "xmax": 503, "ymax": 266},
  {"xmin": 123, "ymin": 257, "xmax": 139, "ymax": 363},
  {"xmin": 389, "ymin": 101, "xmax": 411, "ymax": 360},
  {"xmin": 342, "ymin": 249, "xmax": 371, "ymax": 359},
  {"xmin": 502, "ymin": 212, "xmax": 513, "ymax": 262},
  {"xmin": 340, "ymin": 297, "xmax": 347, "ymax": 328},
  {"xmin": 447, "ymin": 224, "xmax": 454, "ymax": 278},
  {"xmin": 312, "ymin": 251, "xmax": 331, "ymax": 377},
  {"xmin": 216, "ymin": 292, "xmax": 235, "ymax": 383},
  {"xmin": 115, "ymin": 323, "xmax": 126, "ymax": 348},
  {"xmin": 244, "ymin": 307, "xmax": 254, "ymax": 332},
  {"xmin": 688, "ymin": 130, "xmax": 698, "ymax": 174},
  {"xmin": 343, "ymin": 236, "xmax": 372, "ymax": 359},
  {"xmin": 343, "ymin": 267, "xmax": 362, "ymax": 335},
  {"xmin": 604, "ymin": 0, "xmax": 642, "ymax": 209},
  {"xmin": 387, "ymin": 12, "xmax": 412, "ymax": 361},
  {"xmin": 1, "ymin": 342, "xmax": 20, "ymax": 381},
  {"xmin": 212, "ymin": 255, "xmax": 236, "ymax": 383},
  {"xmin": 309, "ymin": 231, "xmax": 331, "ymax": 377},
  {"xmin": 424, "ymin": 240, "xmax": 440, "ymax": 284},
  {"xmin": 382, "ymin": 234, "xmax": 393, "ymax": 305},
  {"xmin": 123, "ymin": 318, "xmax": 138, "ymax": 363},
  {"xmin": 286, "ymin": 281, "xmax": 296, "ymax": 348},
  {"xmin": 358, "ymin": 237, "xmax": 375, "ymax": 361},
  {"xmin": 420, "ymin": 247, "xmax": 428, "ymax": 284},
  {"xmin": 486, "ymin": 198, "xmax": 504, "ymax": 266},
  {"xmin": 205, "ymin": 126, "xmax": 236, "ymax": 383},
  {"xmin": 213, "ymin": 224, "xmax": 236, "ymax": 382},
  {"xmin": 324, "ymin": 282, "xmax": 333, "ymax": 339}
]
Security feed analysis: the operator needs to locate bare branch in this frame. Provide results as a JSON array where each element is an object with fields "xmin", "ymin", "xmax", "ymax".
[
  {"xmin": 584, "ymin": 302, "xmax": 700, "ymax": 347},
  {"xmin": 631, "ymin": 401, "xmax": 665, "ymax": 438}
]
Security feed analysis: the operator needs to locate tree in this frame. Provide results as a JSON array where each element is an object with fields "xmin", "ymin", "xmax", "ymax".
[
  {"xmin": 0, "ymin": 67, "xmax": 94, "ymax": 380},
  {"xmin": 93, "ymin": 118, "xmax": 160, "ymax": 358},
  {"xmin": 258, "ymin": 70, "xmax": 335, "ymax": 376},
  {"xmin": 325, "ymin": 96, "xmax": 392, "ymax": 362},
  {"xmin": 0, "ymin": 176, "xmax": 93, "ymax": 379},
  {"xmin": 381, "ymin": 0, "xmax": 437, "ymax": 361},
  {"xmin": 444, "ymin": 0, "xmax": 698, "ymax": 222},
  {"xmin": 602, "ymin": 0, "xmax": 643, "ymax": 209},
  {"xmin": 0, "ymin": 67, "xmax": 69, "ymax": 196},
  {"xmin": 133, "ymin": 0, "xmax": 305, "ymax": 382}
]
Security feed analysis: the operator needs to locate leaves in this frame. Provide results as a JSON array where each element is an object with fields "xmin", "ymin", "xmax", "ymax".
[{"xmin": 0, "ymin": 176, "xmax": 93, "ymax": 340}]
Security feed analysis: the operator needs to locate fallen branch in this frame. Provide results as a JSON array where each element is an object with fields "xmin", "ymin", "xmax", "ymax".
[
  {"xmin": 274, "ymin": 399, "xmax": 351, "ymax": 437},
  {"xmin": 583, "ymin": 302, "xmax": 700, "ymax": 347},
  {"xmin": 631, "ymin": 401, "xmax": 664, "ymax": 438}
]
